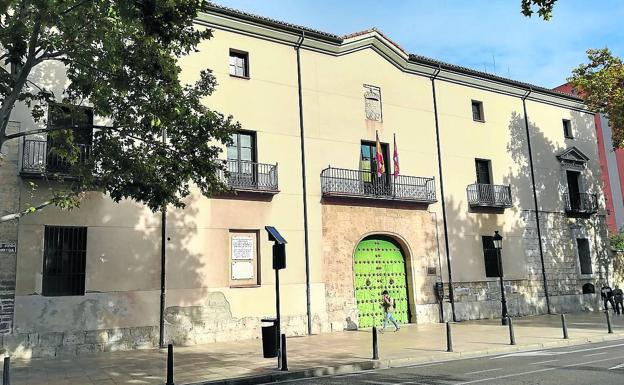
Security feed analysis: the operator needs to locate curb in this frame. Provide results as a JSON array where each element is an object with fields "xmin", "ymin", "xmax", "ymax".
[{"xmin": 185, "ymin": 333, "xmax": 624, "ymax": 385}]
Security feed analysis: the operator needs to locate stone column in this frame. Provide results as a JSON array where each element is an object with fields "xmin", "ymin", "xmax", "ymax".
[{"xmin": 0, "ymin": 121, "xmax": 21, "ymax": 334}]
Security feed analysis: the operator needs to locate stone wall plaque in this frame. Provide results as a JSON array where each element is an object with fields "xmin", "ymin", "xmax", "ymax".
[
  {"xmin": 231, "ymin": 236, "xmax": 254, "ymax": 260},
  {"xmin": 0, "ymin": 241, "xmax": 16, "ymax": 254},
  {"xmin": 231, "ymin": 260, "xmax": 254, "ymax": 280},
  {"xmin": 363, "ymin": 84, "xmax": 382, "ymax": 122}
]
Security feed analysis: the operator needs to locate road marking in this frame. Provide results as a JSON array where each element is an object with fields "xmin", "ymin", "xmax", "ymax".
[
  {"xmin": 528, "ymin": 359, "xmax": 559, "ymax": 365},
  {"xmin": 584, "ymin": 352, "xmax": 608, "ymax": 357},
  {"xmin": 464, "ymin": 368, "xmax": 502, "ymax": 375},
  {"xmin": 492, "ymin": 351, "xmax": 556, "ymax": 359},
  {"xmin": 456, "ymin": 355, "xmax": 624, "ymax": 384},
  {"xmin": 554, "ymin": 342, "xmax": 624, "ymax": 355},
  {"xmin": 609, "ymin": 363, "xmax": 624, "ymax": 370}
]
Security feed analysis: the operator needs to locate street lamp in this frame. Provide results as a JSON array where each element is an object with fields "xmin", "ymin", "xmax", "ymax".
[{"xmin": 493, "ymin": 231, "xmax": 508, "ymax": 326}]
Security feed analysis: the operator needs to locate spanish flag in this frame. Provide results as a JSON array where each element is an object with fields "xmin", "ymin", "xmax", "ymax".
[{"xmin": 375, "ymin": 131, "xmax": 385, "ymax": 177}]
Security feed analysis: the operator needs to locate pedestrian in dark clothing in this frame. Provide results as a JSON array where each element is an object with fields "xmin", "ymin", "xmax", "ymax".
[
  {"xmin": 613, "ymin": 286, "xmax": 623, "ymax": 315},
  {"xmin": 601, "ymin": 284, "xmax": 616, "ymax": 313}
]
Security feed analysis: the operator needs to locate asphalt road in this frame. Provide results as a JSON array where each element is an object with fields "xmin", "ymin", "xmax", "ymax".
[{"xmin": 271, "ymin": 340, "xmax": 624, "ymax": 384}]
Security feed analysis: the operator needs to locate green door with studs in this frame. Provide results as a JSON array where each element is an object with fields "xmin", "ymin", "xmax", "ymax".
[{"xmin": 354, "ymin": 238, "xmax": 410, "ymax": 328}]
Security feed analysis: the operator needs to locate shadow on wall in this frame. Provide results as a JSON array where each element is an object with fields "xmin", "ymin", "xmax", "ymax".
[{"xmin": 443, "ymin": 110, "xmax": 605, "ymax": 322}]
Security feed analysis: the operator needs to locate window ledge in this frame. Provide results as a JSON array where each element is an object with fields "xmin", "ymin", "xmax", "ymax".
[
  {"xmin": 230, "ymin": 74, "xmax": 250, "ymax": 80},
  {"xmin": 473, "ymin": 119, "xmax": 486, "ymax": 123},
  {"xmin": 230, "ymin": 284, "xmax": 261, "ymax": 289}
]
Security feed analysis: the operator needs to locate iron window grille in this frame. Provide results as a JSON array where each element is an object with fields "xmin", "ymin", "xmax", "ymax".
[
  {"xmin": 467, "ymin": 183, "xmax": 513, "ymax": 208},
  {"xmin": 42, "ymin": 226, "xmax": 87, "ymax": 296}
]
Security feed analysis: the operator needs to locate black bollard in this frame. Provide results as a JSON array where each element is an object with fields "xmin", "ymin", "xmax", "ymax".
[
  {"xmin": 446, "ymin": 322, "xmax": 453, "ymax": 352},
  {"xmin": 166, "ymin": 344, "xmax": 174, "ymax": 385},
  {"xmin": 372, "ymin": 326, "xmax": 379, "ymax": 360},
  {"xmin": 561, "ymin": 314, "xmax": 569, "ymax": 339},
  {"xmin": 508, "ymin": 316, "xmax": 516, "ymax": 345},
  {"xmin": 3, "ymin": 356, "xmax": 9, "ymax": 385},
  {"xmin": 280, "ymin": 334, "xmax": 288, "ymax": 371},
  {"xmin": 606, "ymin": 311, "xmax": 614, "ymax": 334}
]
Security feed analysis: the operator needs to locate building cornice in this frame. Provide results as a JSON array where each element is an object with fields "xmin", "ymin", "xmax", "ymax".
[{"xmin": 199, "ymin": 4, "xmax": 588, "ymax": 112}]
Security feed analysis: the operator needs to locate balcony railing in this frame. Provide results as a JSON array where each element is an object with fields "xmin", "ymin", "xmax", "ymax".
[
  {"xmin": 467, "ymin": 183, "xmax": 512, "ymax": 208},
  {"xmin": 564, "ymin": 192, "xmax": 598, "ymax": 214},
  {"xmin": 219, "ymin": 160, "xmax": 279, "ymax": 193},
  {"xmin": 21, "ymin": 138, "xmax": 92, "ymax": 175},
  {"xmin": 320, "ymin": 166, "xmax": 436, "ymax": 203}
]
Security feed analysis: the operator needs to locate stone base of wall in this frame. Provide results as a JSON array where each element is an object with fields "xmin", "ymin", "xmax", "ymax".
[{"xmin": 0, "ymin": 325, "xmax": 159, "ymax": 359}]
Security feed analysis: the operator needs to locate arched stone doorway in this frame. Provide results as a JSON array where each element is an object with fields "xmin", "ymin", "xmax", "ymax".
[{"xmin": 354, "ymin": 235, "xmax": 410, "ymax": 328}]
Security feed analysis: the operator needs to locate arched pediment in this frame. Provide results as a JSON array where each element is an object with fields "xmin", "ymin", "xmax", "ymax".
[{"xmin": 556, "ymin": 146, "xmax": 590, "ymax": 169}]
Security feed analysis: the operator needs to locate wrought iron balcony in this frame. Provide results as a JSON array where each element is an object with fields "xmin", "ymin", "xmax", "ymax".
[
  {"xmin": 220, "ymin": 160, "xmax": 279, "ymax": 193},
  {"xmin": 21, "ymin": 138, "xmax": 92, "ymax": 176},
  {"xmin": 467, "ymin": 183, "xmax": 513, "ymax": 208},
  {"xmin": 564, "ymin": 192, "xmax": 598, "ymax": 214},
  {"xmin": 320, "ymin": 166, "xmax": 436, "ymax": 203}
]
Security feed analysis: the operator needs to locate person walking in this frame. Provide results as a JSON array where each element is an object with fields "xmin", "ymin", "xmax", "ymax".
[
  {"xmin": 601, "ymin": 284, "xmax": 616, "ymax": 313},
  {"xmin": 380, "ymin": 290, "xmax": 400, "ymax": 333},
  {"xmin": 613, "ymin": 285, "xmax": 623, "ymax": 315}
]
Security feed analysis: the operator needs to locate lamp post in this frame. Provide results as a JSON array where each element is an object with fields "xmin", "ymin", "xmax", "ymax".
[{"xmin": 493, "ymin": 231, "xmax": 508, "ymax": 326}]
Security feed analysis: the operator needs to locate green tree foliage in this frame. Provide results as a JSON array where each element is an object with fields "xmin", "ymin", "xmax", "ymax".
[
  {"xmin": 0, "ymin": 0, "xmax": 238, "ymax": 221},
  {"xmin": 610, "ymin": 232, "xmax": 624, "ymax": 283},
  {"xmin": 521, "ymin": 0, "xmax": 558, "ymax": 20},
  {"xmin": 570, "ymin": 48, "xmax": 624, "ymax": 149}
]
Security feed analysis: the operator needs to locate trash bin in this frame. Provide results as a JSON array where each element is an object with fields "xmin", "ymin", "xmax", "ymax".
[{"xmin": 261, "ymin": 318, "xmax": 278, "ymax": 358}]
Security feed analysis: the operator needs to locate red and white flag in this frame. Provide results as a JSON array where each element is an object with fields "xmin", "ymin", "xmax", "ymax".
[{"xmin": 393, "ymin": 133, "xmax": 400, "ymax": 177}]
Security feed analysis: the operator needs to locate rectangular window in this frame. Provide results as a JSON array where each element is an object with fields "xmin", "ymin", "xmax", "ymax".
[
  {"xmin": 229, "ymin": 49, "xmax": 249, "ymax": 78},
  {"xmin": 563, "ymin": 119, "xmax": 573, "ymax": 138},
  {"xmin": 475, "ymin": 159, "xmax": 492, "ymax": 185},
  {"xmin": 577, "ymin": 238, "xmax": 592, "ymax": 275},
  {"xmin": 482, "ymin": 236, "xmax": 500, "ymax": 278},
  {"xmin": 472, "ymin": 100, "xmax": 484, "ymax": 122},
  {"xmin": 227, "ymin": 130, "xmax": 256, "ymax": 176},
  {"xmin": 42, "ymin": 226, "xmax": 87, "ymax": 296},
  {"xmin": 230, "ymin": 230, "xmax": 260, "ymax": 287}
]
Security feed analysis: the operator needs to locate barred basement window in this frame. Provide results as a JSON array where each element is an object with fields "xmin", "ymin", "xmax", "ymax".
[
  {"xmin": 42, "ymin": 226, "xmax": 87, "ymax": 296},
  {"xmin": 482, "ymin": 236, "xmax": 500, "ymax": 278}
]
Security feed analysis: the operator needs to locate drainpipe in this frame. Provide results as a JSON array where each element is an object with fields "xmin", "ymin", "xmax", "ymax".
[
  {"xmin": 295, "ymin": 32, "xmax": 313, "ymax": 335},
  {"xmin": 430, "ymin": 65, "xmax": 456, "ymax": 322},
  {"xmin": 521, "ymin": 89, "xmax": 552, "ymax": 314},
  {"xmin": 159, "ymin": 128, "xmax": 168, "ymax": 347}
]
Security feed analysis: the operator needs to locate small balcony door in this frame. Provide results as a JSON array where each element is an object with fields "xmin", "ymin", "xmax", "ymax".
[
  {"xmin": 567, "ymin": 170, "xmax": 581, "ymax": 210},
  {"xmin": 475, "ymin": 159, "xmax": 492, "ymax": 202},
  {"xmin": 360, "ymin": 141, "xmax": 390, "ymax": 196},
  {"xmin": 227, "ymin": 131, "xmax": 257, "ymax": 186},
  {"xmin": 46, "ymin": 104, "xmax": 93, "ymax": 173}
]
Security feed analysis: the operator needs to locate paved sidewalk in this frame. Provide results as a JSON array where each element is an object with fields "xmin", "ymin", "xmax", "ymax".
[{"xmin": 2, "ymin": 311, "xmax": 624, "ymax": 385}]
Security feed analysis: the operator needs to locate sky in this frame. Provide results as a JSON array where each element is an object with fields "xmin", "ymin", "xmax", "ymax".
[{"xmin": 212, "ymin": 0, "xmax": 624, "ymax": 89}]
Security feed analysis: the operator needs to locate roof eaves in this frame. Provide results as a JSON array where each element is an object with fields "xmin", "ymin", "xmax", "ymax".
[
  {"xmin": 409, "ymin": 53, "xmax": 583, "ymax": 102},
  {"xmin": 205, "ymin": 2, "xmax": 343, "ymax": 43}
]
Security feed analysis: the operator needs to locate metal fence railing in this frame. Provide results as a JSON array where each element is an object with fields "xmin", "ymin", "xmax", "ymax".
[
  {"xmin": 320, "ymin": 166, "xmax": 436, "ymax": 203},
  {"xmin": 466, "ymin": 183, "xmax": 513, "ymax": 208}
]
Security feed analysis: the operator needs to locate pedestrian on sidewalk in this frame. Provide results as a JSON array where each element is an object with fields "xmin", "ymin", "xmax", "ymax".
[
  {"xmin": 380, "ymin": 290, "xmax": 400, "ymax": 333},
  {"xmin": 613, "ymin": 285, "xmax": 623, "ymax": 315},
  {"xmin": 601, "ymin": 284, "xmax": 616, "ymax": 313}
]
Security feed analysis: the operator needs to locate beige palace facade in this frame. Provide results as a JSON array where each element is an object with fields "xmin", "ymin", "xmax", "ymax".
[{"xmin": 0, "ymin": 5, "xmax": 611, "ymax": 357}]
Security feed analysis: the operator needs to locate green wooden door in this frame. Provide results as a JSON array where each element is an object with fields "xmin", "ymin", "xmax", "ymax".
[{"xmin": 354, "ymin": 238, "xmax": 410, "ymax": 328}]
